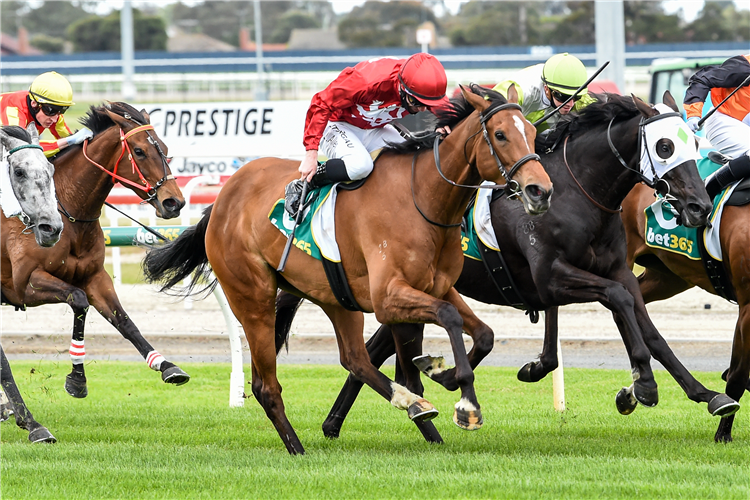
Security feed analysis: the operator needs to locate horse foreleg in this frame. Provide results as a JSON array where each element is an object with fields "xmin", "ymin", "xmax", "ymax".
[
  {"xmin": 518, "ymin": 307, "xmax": 559, "ymax": 383},
  {"xmin": 65, "ymin": 304, "xmax": 88, "ymax": 398},
  {"xmin": 624, "ymin": 270, "xmax": 739, "ymax": 417},
  {"xmin": 414, "ymin": 288, "xmax": 495, "ymax": 392},
  {"xmin": 324, "ymin": 306, "xmax": 442, "ymax": 435},
  {"xmin": 375, "ymin": 286, "xmax": 481, "ymax": 431},
  {"xmin": 0, "ymin": 346, "xmax": 56, "ymax": 443},
  {"xmin": 84, "ymin": 271, "xmax": 189, "ymax": 386},
  {"xmin": 323, "ymin": 324, "xmax": 393, "ymax": 438}
]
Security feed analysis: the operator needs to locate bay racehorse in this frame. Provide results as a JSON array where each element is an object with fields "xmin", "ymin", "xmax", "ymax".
[
  {"xmin": 143, "ymin": 85, "xmax": 553, "ymax": 454},
  {"xmin": 623, "ymin": 172, "xmax": 750, "ymax": 442},
  {"xmin": 1, "ymin": 123, "xmax": 63, "ymax": 247},
  {"xmin": 1, "ymin": 102, "xmax": 190, "ymax": 406},
  {"xmin": 1, "ymin": 123, "xmax": 63, "ymax": 443},
  {"xmin": 276, "ymin": 92, "xmax": 738, "ymax": 442}
]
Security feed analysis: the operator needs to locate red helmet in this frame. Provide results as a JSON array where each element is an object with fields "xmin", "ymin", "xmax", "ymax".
[{"xmin": 398, "ymin": 53, "xmax": 450, "ymax": 109}]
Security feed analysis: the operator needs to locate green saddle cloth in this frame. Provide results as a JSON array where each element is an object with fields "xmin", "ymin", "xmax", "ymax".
[
  {"xmin": 461, "ymin": 207, "xmax": 482, "ymax": 261},
  {"xmin": 643, "ymin": 157, "xmax": 728, "ymax": 260},
  {"xmin": 268, "ymin": 184, "xmax": 335, "ymax": 261}
]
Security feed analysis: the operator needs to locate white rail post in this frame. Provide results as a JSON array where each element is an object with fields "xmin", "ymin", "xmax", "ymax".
[
  {"xmin": 181, "ymin": 175, "xmax": 220, "ymax": 310},
  {"xmin": 211, "ymin": 282, "xmax": 245, "ymax": 407},
  {"xmin": 552, "ymin": 336, "xmax": 566, "ymax": 411}
]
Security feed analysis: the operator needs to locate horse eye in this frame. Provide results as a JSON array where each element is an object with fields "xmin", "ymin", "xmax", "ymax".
[
  {"xmin": 494, "ymin": 131, "xmax": 506, "ymax": 142},
  {"xmin": 655, "ymin": 138, "xmax": 674, "ymax": 159},
  {"xmin": 13, "ymin": 167, "xmax": 26, "ymax": 179},
  {"xmin": 133, "ymin": 148, "xmax": 146, "ymax": 157}
]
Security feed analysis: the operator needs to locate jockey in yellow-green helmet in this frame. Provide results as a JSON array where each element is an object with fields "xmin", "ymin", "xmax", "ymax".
[{"xmin": 492, "ymin": 53, "xmax": 596, "ymax": 133}]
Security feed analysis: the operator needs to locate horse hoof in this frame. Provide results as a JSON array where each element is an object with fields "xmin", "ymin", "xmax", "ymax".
[
  {"xmin": 412, "ymin": 355, "xmax": 444, "ymax": 378},
  {"xmin": 28, "ymin": 427, "xmax": 56, "ymax": 443},
  {"xmin": 0, "ymin": 402, "xmax": 13, "ymax": 422},
  {"xmin": 162, "ymin": 366, "xmax": 190, "ymax": 385},
  {"xmin": 708, "ymin": 394, "xmax": 740, "ymax": 417},
  {"xmin": 408, "ymin": 399, "xmax": 438, "ymax": 422},
  {"xmin": 453, "ymin": 405, "xmax": 483, "ymax": 430},
  {"xmin": 65, "ymin": 373, "xmax": 88, "ymax": 398},
  {"xmin": 517, "ymin": 361, "xmax": 548, "ymax": 383},
  {"xmin": 633, "ymin": 381, "xmax": 658, "ymax": 407},
  {"xmin": 615, "ymin": 387, "xmax": 637, "ymax": 415}
]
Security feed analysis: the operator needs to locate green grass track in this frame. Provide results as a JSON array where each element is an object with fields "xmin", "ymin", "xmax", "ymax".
[{"xmin": 2, "ymin": 361, "xmax": 748, "ymax": 499}]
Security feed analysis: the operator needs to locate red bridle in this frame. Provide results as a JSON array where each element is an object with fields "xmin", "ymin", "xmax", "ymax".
[{"xmin": 81, "ymin": 124, "xmax": 174, "ymax": 198}]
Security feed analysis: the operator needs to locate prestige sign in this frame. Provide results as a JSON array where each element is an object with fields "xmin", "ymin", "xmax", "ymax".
[{"xmin": 141, "ymin": 100, "xmax": 309, "ymax": 171}]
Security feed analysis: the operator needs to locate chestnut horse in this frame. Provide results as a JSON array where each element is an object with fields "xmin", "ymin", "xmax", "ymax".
[
  {"xmin": 276, "ymin": 92, "xmax": 738, "ymax": 442},
  {"xmin": 1, "ymin": 102, "xmax": 190, "ymax": 410},
  {"xmin": 623, "ymin": 174, "xmax": 750, "ymax": 442},
  {"xmin": 143, "ymin": 85, "xmax": 553, "ymax": 454}
]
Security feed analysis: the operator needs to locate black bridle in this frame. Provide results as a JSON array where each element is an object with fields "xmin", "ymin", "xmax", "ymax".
[{"xmin": 411, "ymin": 102, "xmax": 542, "ymax": 228}]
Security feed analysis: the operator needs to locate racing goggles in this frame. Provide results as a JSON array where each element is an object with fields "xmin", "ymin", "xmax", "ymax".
[
  {"xmin": 401, "ymin": 88, "xmax": 425, "ymax": 109},
  {"xmin": 550, "ymin": 89, "xmax": 582, "ymax": 104},
  {"xmin": 39, "ymin": 103, "xmax": 68, "ymax": 116}
]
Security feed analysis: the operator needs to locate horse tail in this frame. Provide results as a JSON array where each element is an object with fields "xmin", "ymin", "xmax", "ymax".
[{"xmin": 142, "ymin": 205, "xmax": 216, "ymax": 295}]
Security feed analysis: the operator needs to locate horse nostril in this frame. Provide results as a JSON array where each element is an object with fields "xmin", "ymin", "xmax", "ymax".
[
  {"xmin": 38, "ymin": 224, "xmax": 53, "ymax": 234},
  {"xmin": 162, "ymin": 198, "xmax": 184, "ymax": 212}
]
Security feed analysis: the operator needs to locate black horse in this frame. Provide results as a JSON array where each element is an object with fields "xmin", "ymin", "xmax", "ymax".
[{"xmin": 276, "ymin": 92, "xmax": 739, "ymax": 442}]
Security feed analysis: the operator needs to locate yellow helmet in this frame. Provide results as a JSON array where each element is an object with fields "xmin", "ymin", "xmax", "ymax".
[
  {"xmin": 542, "ymin": 53, "xmax": 588, "ymax": 95},
  {"xmin": 29, "ymin": 71, "xmax": 74, "ymax": 107}
]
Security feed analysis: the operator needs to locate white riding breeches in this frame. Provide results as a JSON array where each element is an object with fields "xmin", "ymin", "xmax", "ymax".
[
  {"xmin": 318, "ymin": 121, "xmax": 405, "ymax": 180},
  {"xmin": 704, "ymin": 110, "xmax": 750, "ymax": 159}
]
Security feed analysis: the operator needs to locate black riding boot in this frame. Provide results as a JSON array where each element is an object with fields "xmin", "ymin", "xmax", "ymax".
[
  {"xmin": 706, "ymin": 153, "xmax": 750, "ymax": 199},
  {"xmin": 284, "ymin": 158, "xmax": 350, "ymax": 216}
]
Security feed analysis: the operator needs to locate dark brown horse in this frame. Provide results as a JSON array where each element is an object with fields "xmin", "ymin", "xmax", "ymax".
[
  {"xmin": 276, "ymin": 92, "xmax": 738, "ymax": 442},
  {"xmin": 143, "ymin": 85, "xmax": 553, "ymax": 454},
  {"xmin": 1, "ymin": 102, "xmax": 190, "ymax": 410},
  {"xmin": 623, "ymin": 174, "xmax": 750, "ymax": 442}
]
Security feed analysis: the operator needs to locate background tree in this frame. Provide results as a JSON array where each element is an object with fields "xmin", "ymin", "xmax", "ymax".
[
  {"xmin": 269, "ymin": 11, "xmax": 321, "ymax": 43},
  {"xmin": 624, "ymin": 1, "xmax": 684, "ymax": 44},
  {"xmin": 685, "ymin": 1, "xmax": 741, "ymax": 41},
  {"xmin": 338, "ymin": 1, "xmax": 439, "ymax": 48},
  {"xmin": 67, "ymin": 9, "xmax": 167, "ymax": 52},
  {"xmin": 446, "ymin": 2, "xmax": 551, "ymax": 46}
]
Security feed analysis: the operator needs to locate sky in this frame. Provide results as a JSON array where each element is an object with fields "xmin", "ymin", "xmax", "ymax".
[{"xmin": 91, "ymin": 0, "xmax": 715, "ymax": 22}]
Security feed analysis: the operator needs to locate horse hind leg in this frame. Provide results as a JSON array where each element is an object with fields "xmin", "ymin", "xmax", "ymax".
[
  {"xmin": 715, "ymin": 314, "xmax": 750, "ymax": 443},
  {"xmin": 0, "ymin": 347, "xmax": 56, "ymax": 443}
]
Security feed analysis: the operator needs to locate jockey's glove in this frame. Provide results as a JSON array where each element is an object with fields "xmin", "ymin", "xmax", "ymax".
[
  {"xmin": 68, "ymin": 127, "xmax": 93, "ymax": 145},
  {"xmin": 686, "ymin": 116, "xmax": 701, "ymax": 133}
]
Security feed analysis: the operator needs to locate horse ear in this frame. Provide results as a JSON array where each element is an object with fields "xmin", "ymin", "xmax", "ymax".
[
  {"xmin": 631, "ymin": 93, "xmax": 657, "ymax": 118},
  {"xmin": 26, "ymin": 122, "xmax": 40, "ymax": 144},
  {"xmin": 462, "ymin": 84, "xmax": 490, "ymax": 112},
  {"xmin": 506, "ymin": 83, "xmax": 519, "ymax": 104},
  {"xmin": 105, "ymin": 108, "xmax": 130, "ymax": 129},
  {"xmin": 662, "ymin": 90, "xmax": 679, "ymax": 112},
  {"xmin": 140, "ymin": 109, "xmax": 151, "ymax": 123}
]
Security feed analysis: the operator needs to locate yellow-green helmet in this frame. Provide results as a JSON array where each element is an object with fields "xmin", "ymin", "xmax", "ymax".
[
  {"xmin": 29, "ymin": 71, "xmax": 74, "ymax": 106},
  {"xmin": 542, "ymin": 53, "xmax": 588, "ymax": 95}
]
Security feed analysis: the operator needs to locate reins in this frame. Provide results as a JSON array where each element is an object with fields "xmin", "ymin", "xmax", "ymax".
[{"xmin": 562, "ymin": 135, "xmax": 622, "ymax": 214}]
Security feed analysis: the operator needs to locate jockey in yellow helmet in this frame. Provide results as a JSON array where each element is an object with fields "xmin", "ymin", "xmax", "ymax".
[
  {"xmin": 492, "ymin": 53, "xmax": 597, "ymax": 132},
  {"xmin": 1, "ymin": 71, "xmax": 92, "ymax": 157}
]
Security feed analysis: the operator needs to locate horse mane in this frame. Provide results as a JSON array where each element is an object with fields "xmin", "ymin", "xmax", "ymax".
[
  {"xmin": 537, "ymin": 93, "xmax": 640, "ymax": 151},
  {"xmin": 81, "ymin": 101, "xmax": 147, "ymax": 135},
  {"xmin": 1, "ymin": 125, "xmax": 32, "ymax": 144},
  {"xmin": 52, "ymin": 102, "xmax": 147, "ymax": 162},
  {"xmin": 383, "ymin": 84, "xmax": 509, "ymax": 154}
]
